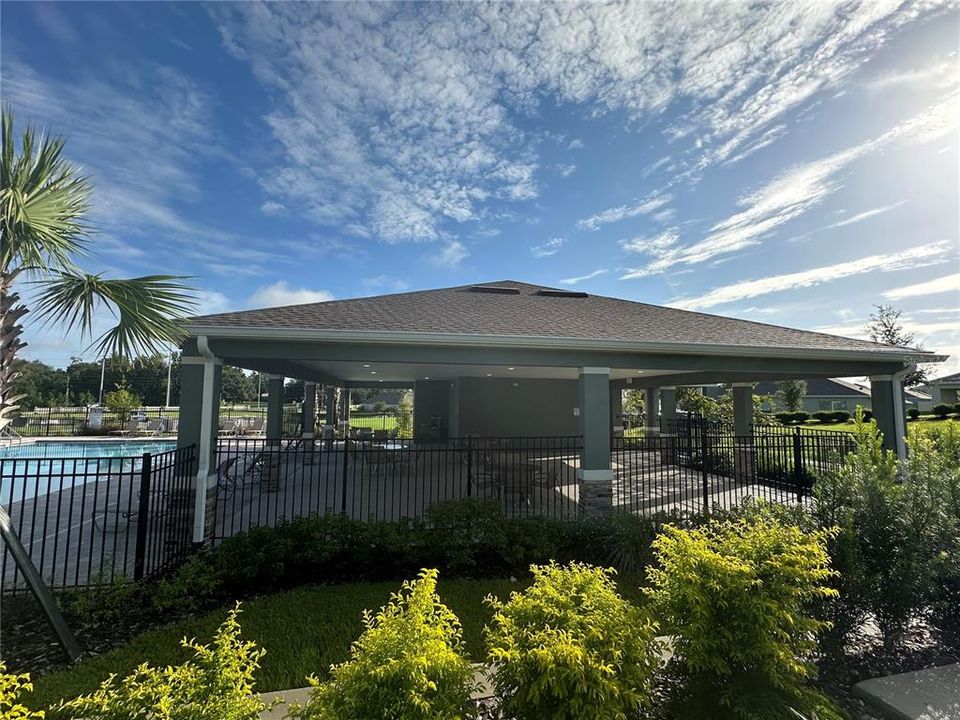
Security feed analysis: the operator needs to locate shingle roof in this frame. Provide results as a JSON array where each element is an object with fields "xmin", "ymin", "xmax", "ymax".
[
  {"xmin": 932, "ymin": 372, "xmax": 960, "ymax": 384},
  {"xmin": 190, "ymin": 280, "xmax": 927, "ymax": 357}
]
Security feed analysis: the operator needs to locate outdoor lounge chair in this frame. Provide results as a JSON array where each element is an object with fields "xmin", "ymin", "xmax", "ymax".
[
  {"xmin": 108, "ymin": 419, "xmax": 141, "ymax": 436},
  {"xmin": 135, "ymin": 418, "xmax": 167, "ymax": 436},
  {"xmin": 218, "ymin": 419, "xmax": 240, "ymax": 437},
  {"xmin": 240, "ymin": 418, "xmax": 265, "ymax": 436}
]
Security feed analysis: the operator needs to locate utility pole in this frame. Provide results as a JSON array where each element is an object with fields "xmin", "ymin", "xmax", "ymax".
[
  {"xmin": 98, "ymin": 356, "xmax": 106, "ymax": 405},
  {"xmin": 165, "ymin": 351, "xmax": 173, "ymax": 407}
]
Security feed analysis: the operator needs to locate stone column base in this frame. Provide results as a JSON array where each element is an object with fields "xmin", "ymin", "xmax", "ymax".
[
  {"xmin": 733, "ymin": 441, "xmax": 757, "ymax": 483},
  {"xmin": 578, "ymin": 468, "xmax": 614, "ymax": 519}
]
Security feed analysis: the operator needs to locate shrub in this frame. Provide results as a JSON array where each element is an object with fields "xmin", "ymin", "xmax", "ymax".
[
  {"xmin": 861, "ymin": 409, "xmax": 873, "ymax": 421},
  {"xmin": 55, "ymin": 606, "xmax": 268, "ymax": 720},
  {"xmin": 955, "ymin": 402, "xmax": 960, "ymax": 416},
  {"xmin": 0, "ymin": 663, "xmax": 44, "ymax": 719},
  {"xmin": 289, "ymin": 569, "xmax": 475, "ymax": 720},
  {"xmin": 907, "ymin": 407, "xmax": 920, "ymax": 421},
  {"xmin": 791, "ymin": 411, "xmax": 810, "ymax": 424},
  {"xmin": 830, "ymin": 410, "xmax": 851, "ymax": 423},
  {"xmin": 773, "ymin": 412, "xmax": 793, "ymax": 425},
  {"xmin": 644, "ymin": 514, "xmax": 841, "ymax": 720},
  {"xmin": 812, "ymin": 411, "xmax": 832, "ymax": 424},
  {"xmin": 933, "ymin": 403, "xmax": 953, "ymax": 418},
  {"xmin": 485, "ymin": 562, "xmax": 659, "ymax": 720},
  {"xmin": 815, "ymin": 411, "xmax": 952, "ymax": 651},
  {"xmin": 59, "ymin": 574, "xmax": 143, "ymax": 622}
]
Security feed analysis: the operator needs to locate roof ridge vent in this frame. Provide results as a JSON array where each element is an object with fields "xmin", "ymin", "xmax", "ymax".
[
  {"xmin": 537, "ymin": 289, "xmax": 588, "ymax": 298},
  {"xmin": 468, "ymin": 285, "xmax": 521, "ymax": 295}
]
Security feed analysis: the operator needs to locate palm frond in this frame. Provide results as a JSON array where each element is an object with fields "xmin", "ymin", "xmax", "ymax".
[
  {"xmin": 1, "ymin": 107, "xmax": 91, "ymax": 274},
  {"xmin": 32, "ymin": 272, "xmax": 197, "ymax": 357}
]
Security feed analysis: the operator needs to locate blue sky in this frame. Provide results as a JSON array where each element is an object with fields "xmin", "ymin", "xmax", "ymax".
[{"xmin": 3, "ymin": 1, "xmax": 959, "ymax": 374}]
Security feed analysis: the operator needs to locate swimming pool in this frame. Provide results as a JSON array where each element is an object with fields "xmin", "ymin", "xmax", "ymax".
[
  {"xmin": 0, "ymin": 439, "xmax": 176, "ymax": 460},
  {"xmin": 0, "ymin": 440, "xmax": 177, "ymax": 503}
]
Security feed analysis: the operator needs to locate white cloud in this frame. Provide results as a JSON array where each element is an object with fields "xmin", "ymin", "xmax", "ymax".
[
  {"xmin": 619, "ymin": 230, "xmax": 680, "ymax": 254},
  {"xmin": 623, "ymin": 92, "xmax": 959, "ymax": 278},
  {"xmin": 248, "ymin": 282, "xmax": 334, "ymax": 308},
  {"xmin": 577, "ymin": 193, "xmax": 673, "ymax": 231},
  {"xmin": 429, "ymin": 240, "xmax": 469, "ymax": 268},
  {"xmin": 261, "ymin": 200, "xmax": 286, "ymax": 215},
  {"xmin": 559, "ymin": 269, "xmax": 607, "ymax": 285},
  {"xmin": 863, "ymin": 57, "xmax": 958, "ymax": 91},
  {"xmin": 824, "ymin": 200, "xmax": 909, "ymax": 229},
  {"xmin": 669, "ymin": 241, "xmax": 952, "ymax": 310},
  {"xmin": 567, "ymin": 139, "xmax": 584, "ymax": 150},
  {"xmin": 883, "ymin": 272, "xmax": 960, "ymax": 300},
  {"xmin": 210, "ymin": 2, "xmax": 948, "ymax": 242},
  {"xmin": 557, "ymin": 163, "xmax": 577, "ymax": 177},
  {"xmin": 531, "ymin": 237, "xmax": 565, "ymax": 258}
]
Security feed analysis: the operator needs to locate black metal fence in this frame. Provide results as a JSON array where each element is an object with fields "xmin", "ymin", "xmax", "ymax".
[
  {"xmin": 10, "ymin": 406, "xmax": 396, "ymax": 438},
  {"xmin": 212, "ymin": 436, "xmax": 583, "ymax": 537},
  {"xmin": 1, "ymin": 445, "xmax": 196, "ymax": 592}
]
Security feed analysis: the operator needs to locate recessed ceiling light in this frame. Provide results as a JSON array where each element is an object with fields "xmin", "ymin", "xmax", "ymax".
[
  {"xmin": 363, "ymin": 364, "xmax": 371, "ymax": 368},
  {"xmin": 486, "ymin": 373, "xmax": 492, "ymax": 377},
  {"xmin": 636, "ymin": 370, "xmax": 644, "ymax": 373},
  {"xmin": 370, "ymin": 371, "xmax": 377, "ymax": 375},
  {"xmin": 507, "ymin": 367, "xmax": 515, "ymax": 371},
  {"xmin": 424, "ymin": 376, "xmax": 430, "ymax": 380}
]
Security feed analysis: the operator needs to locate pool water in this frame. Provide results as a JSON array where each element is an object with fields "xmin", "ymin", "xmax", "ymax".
[
  {"xmin": 0, "ymin": 441, "xmax": 177, "ymax": 503},
  {"xmin": 0, "ymin": 440, "xmax": 175, "ymax": 460}
]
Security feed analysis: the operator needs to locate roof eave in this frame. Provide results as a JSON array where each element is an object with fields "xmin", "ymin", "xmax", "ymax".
[{"xmin": 187, "ymin": 324, "xmax": 944, "ymax": 365}]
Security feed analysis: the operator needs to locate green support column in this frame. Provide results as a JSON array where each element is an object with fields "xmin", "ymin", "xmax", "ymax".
[
  {"xmin": 302, "ymin": 382, "xmax": 316, "ymax": 438},
  {"xmin": 177, "ymin": 351, "xmax": 222, "ymax": 545},
  {"xmin": 732, "ymin": 383, "xmax": 753, "ymax": 437},
  {"xmin": 659, "ymin": 387, "xmax": 678, "ymax": 465},
  {"xmin": 644, "ymin": 387, "xmax": 659, "ymax": 433},
  {"xmin": 302, "ymin": 382, "xmax": 316, "ymax": 463},
  {"xmin": 266, "ymin": 375, "xmax": 284, "ymax": 441},
  {"xmin": 660, "ymin": 387, "xmax": 677, "ymax": 428},
  {"xmin": 731, "ymin": 383, "xmax": 757, "ymax": 481},
  {"xmin": 578, "ymin": 367, "xmax": 613, "ymax": 518},
  {"xmin": 871, "ymin": 375, "xmax": 908, "ymax": 458}
]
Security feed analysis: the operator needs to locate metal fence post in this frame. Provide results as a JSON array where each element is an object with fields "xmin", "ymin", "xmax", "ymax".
[
  {"xmin": 133, "ymin": 452, "xmax": 152, "ymax": 581},
  {"xmin": 466, "ymin": 436, "xmax": 473, "ymax": 497},
  {"xmin": 792, "ymin": 427, "xmax": 804, "ymax": 500},
  {"xmin": 340, "ymin": 439, "xmax": 349, "ymax": 514},
  {"xmin": 700, "ymin": 420, "xmax": 710, "ymax": 514}
]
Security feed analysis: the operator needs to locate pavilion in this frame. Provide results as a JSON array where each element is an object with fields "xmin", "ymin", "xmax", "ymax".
[{"xmin": 178, "ymin": 280, "xmax": 943, "ymax": 541}]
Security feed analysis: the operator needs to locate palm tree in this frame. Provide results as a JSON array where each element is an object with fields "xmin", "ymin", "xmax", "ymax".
[{"xmin": 1, "ymin": 109, "xmax": 195, "ymax": 433}]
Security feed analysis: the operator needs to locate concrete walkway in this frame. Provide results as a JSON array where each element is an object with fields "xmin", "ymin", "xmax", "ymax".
[{"xmin": 853, "ymin": 664, "xmax": 960, "ymax": 720}]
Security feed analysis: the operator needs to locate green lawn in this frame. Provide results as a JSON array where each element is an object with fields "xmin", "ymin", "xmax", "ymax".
[{"xmin": 28, "ymin": 574, "xmax": 647, "ymax": 712}]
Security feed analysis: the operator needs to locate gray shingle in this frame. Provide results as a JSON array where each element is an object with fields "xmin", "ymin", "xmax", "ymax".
[{"xmin": 190, "ymin": 280, "xmax": 926, "ymax": 356}]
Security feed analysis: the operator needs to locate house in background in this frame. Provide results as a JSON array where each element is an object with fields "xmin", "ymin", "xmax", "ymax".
[
  {"xmin": 703, "ymin": 377, "xmax": 932, "ymax": 413},
  {"xmin": 927, "ymin": 372, "xmax": 960, "ymax": 406}
]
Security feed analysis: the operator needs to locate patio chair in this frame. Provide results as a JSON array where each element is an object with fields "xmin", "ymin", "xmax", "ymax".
[
  {"xmin": 108, "ymin": 419, "xmax": 141, "ymax": 436},
  {"xmin": 241, "ymin": 418, "xmax": 265, "ymax": 436},
  {"xmin": 216, "ymin": 457, "xmax": 240, "ymax": 498},
  {"xmin": 373, "ymin": 429, "xmax": 389, "ymax": 441},
  {"xmin": 357, "ymin": 427, "xmax": 374, "ymax": 440},
  {"xmin": 135, "ymin": 418, "xmax": 167, "ymax": 436},
  {"xmin": 218, "ymin": 419, "xmax": 240, "ymax": 437},
  {"xmin": 164, "ymin": 417, "xmax": 179, "ymax": 435}
]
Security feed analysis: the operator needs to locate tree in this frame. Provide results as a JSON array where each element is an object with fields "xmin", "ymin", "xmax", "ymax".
[
  {"xmin": 1, "ymin": 109, "xmax": 194, "ymax": 432},
  {"xmin": 623, "ymin": 389, "xmax": 644, "ymax": 415},
  {"xmin": 221, "ymin": 366, "xmax": 255, "ymax": 404},
  {"xmin": 865, "ymin": 304, "xmax": 928, "ymax": 387},
  {"xmin": 395, "ymin": 390, "xmax": 413, "ymax": 436},
  {"xmin": 776, "ymin": 380, "xmax": 807, "ymax": 412},
  {"xmin": 103, "ymin": 381, "xmax": 141, "ymax": 423}
]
